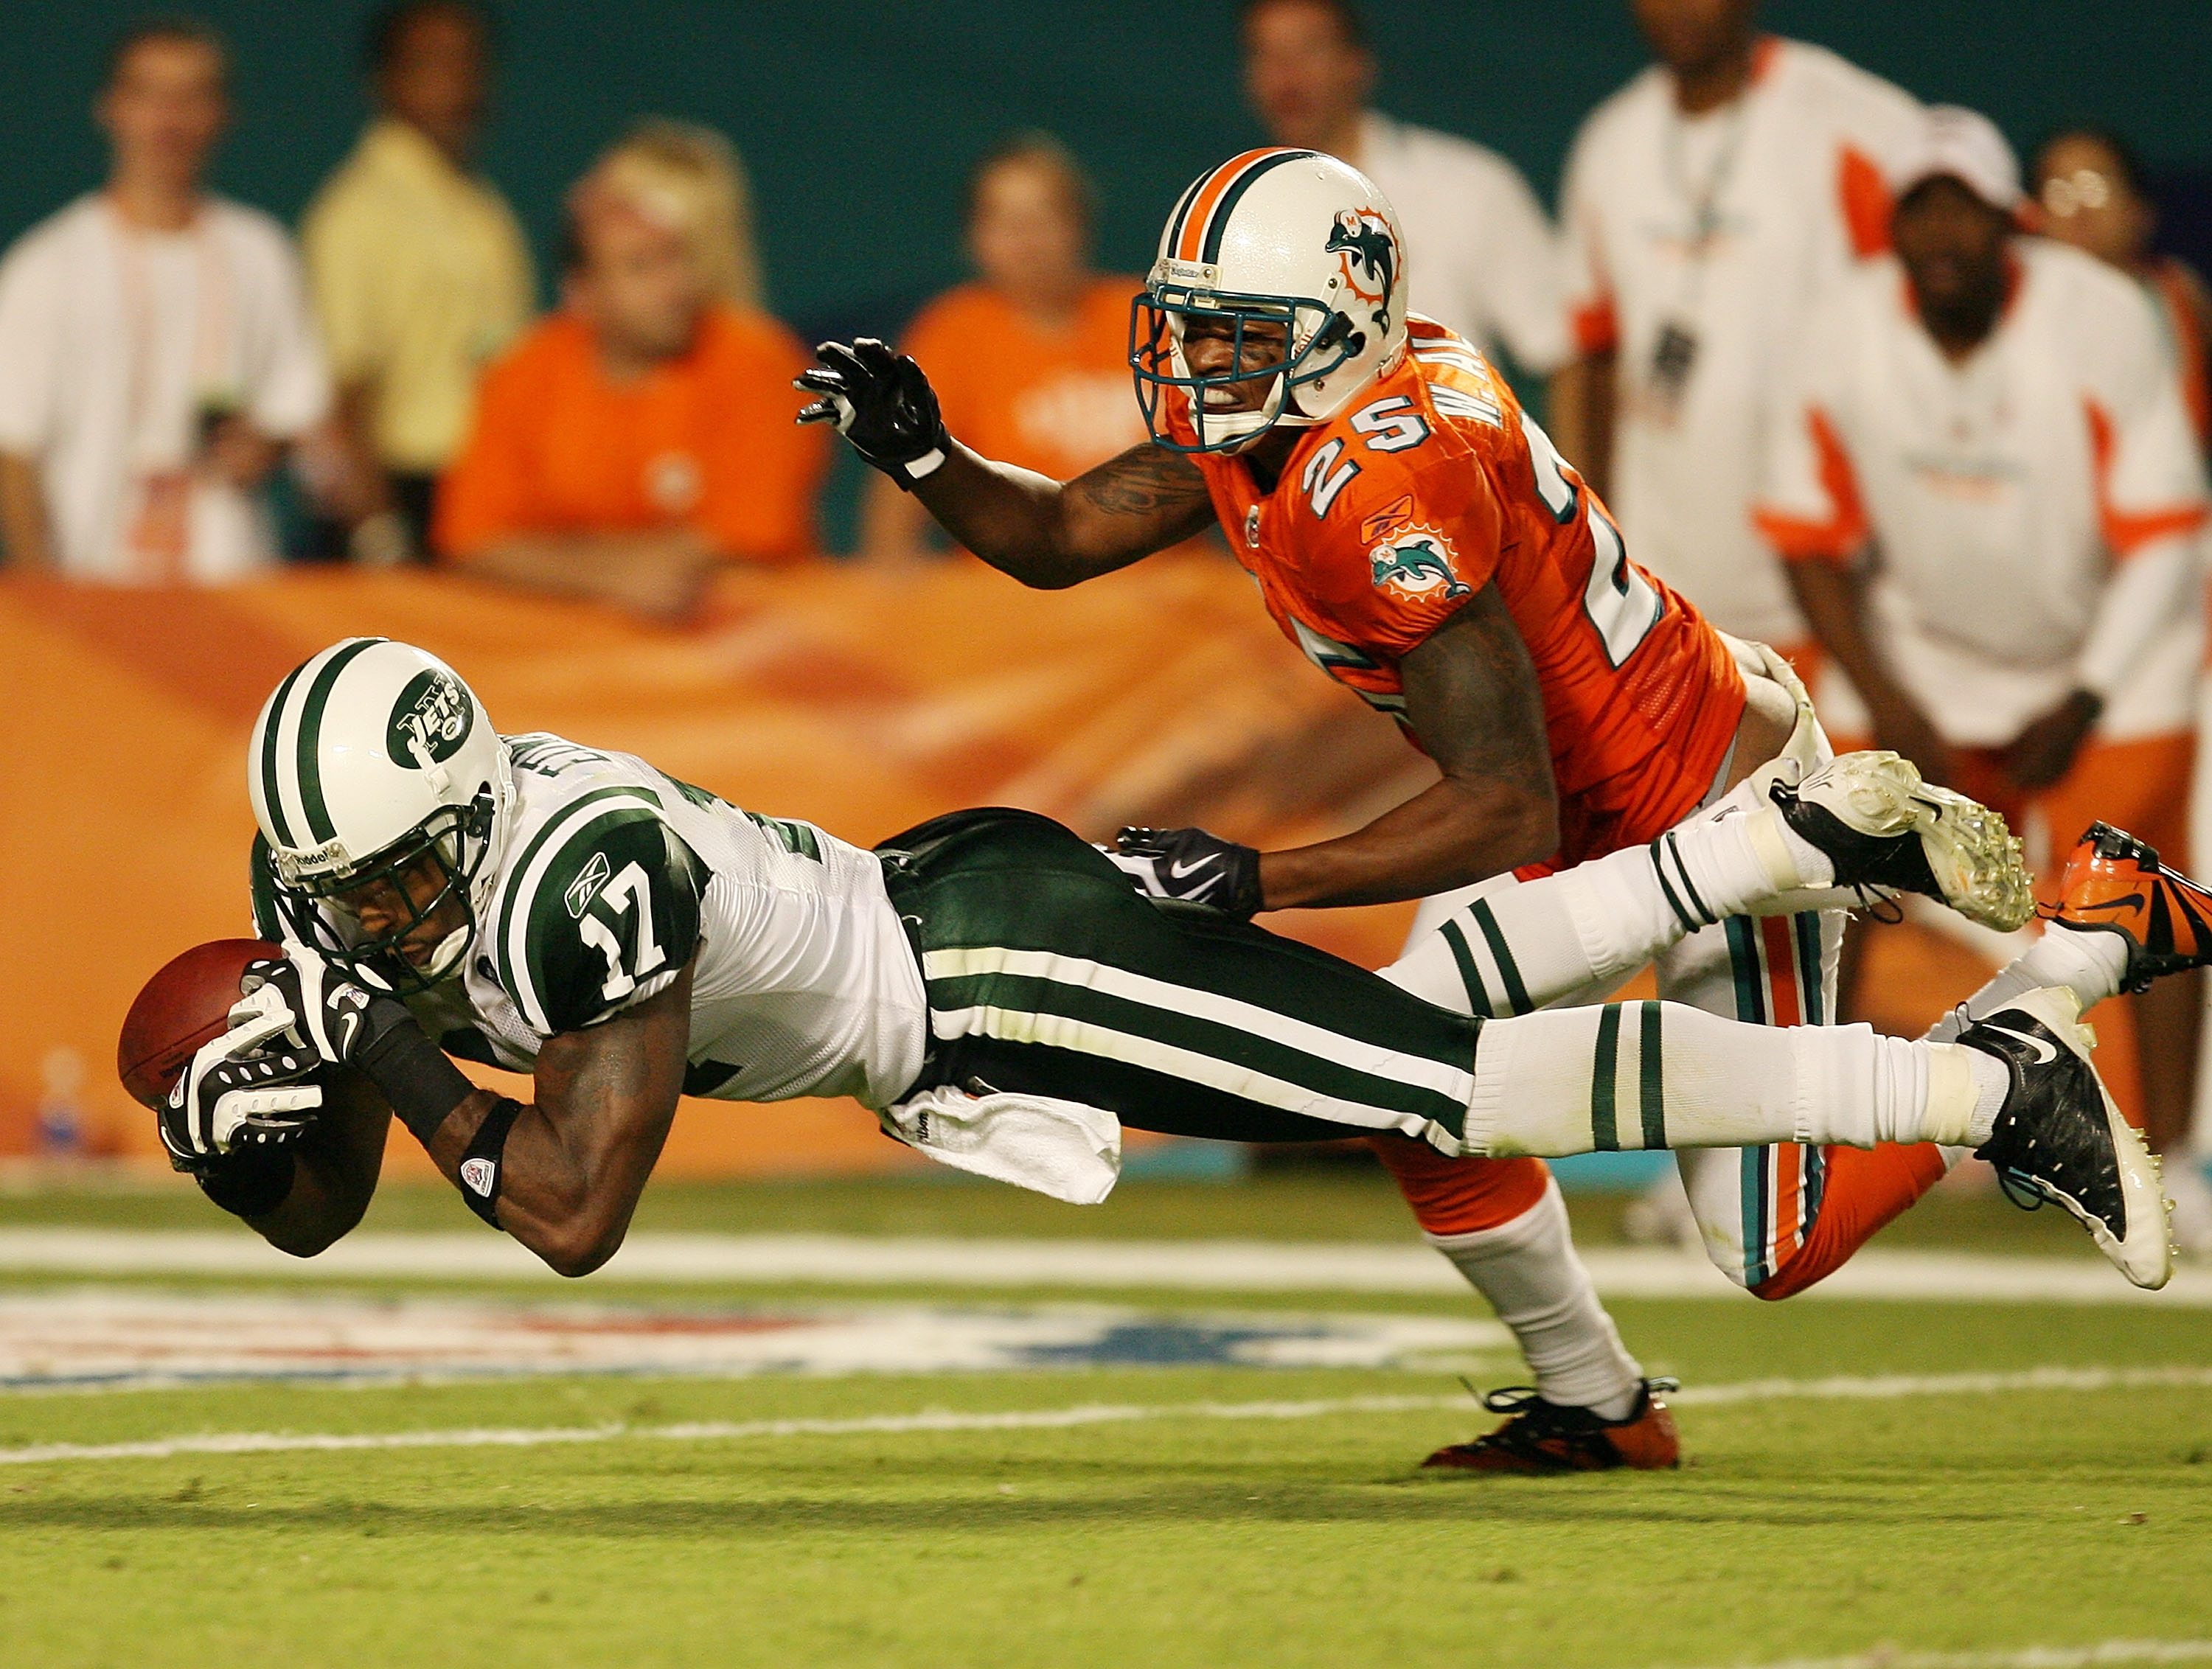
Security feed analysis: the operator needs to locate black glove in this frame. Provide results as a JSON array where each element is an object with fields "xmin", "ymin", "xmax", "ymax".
[
  {"xmin": 1107, "ymin": 826, "xmax": 1265, "ymax": 919},
  {"xmin": 793, "ymin": 338, "xmax": 951, "ymax": 489},
  {"xmin": 159, "ymin": 1035, "xmax": 322, "ymax": 1173},
  {"xmin": 243, "ymin": 949, "xmax": 407, "ymax": 1070}
]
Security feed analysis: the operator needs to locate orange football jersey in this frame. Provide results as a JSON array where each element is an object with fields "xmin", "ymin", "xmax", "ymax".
[{"xmin": 1173, "ymin": 317, "xmax": 1745, "ymax": 867}]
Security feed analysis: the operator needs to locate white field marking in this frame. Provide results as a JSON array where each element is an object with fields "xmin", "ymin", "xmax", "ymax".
[
  {"xmin": 1, "ymin": 1229, "xmax": 2210, "ymax": 1306},
  {"xmin": 0, "ymin": 1292, "xmax": 1510, "ymax": 1392},
  {"xmin": 1677, "ymin": 1641, "xmax": 2212, "ymax": 1669},
  {"xmin": 3, "ymin": 1364, "xmax": 2209, "ymax": 1468}
]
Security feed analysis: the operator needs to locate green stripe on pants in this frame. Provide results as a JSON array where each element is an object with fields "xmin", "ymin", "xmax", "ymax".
[{"xmin": 878, "ymin": 809, "xmax": 1481, "ymax": 1146}]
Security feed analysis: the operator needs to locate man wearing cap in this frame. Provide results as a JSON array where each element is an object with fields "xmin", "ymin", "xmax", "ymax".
[{"xmin": 1759, "ymin": 105, "xmax": 2210, "ymax": 1150}]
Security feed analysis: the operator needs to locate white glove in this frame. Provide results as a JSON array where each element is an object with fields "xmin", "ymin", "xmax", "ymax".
[{"xmin": 159, "ymin": 1018, "xmax": 323, "ymax": 1169}]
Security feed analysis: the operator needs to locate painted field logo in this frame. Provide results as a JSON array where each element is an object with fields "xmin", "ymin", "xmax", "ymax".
[
  {"xmin": 1369, "ymin": 528, "xmax": 1470, "ymax": 602},
  {"xmin": 385, "ymin": 669, "xmax": 473, "ymax": 770}
]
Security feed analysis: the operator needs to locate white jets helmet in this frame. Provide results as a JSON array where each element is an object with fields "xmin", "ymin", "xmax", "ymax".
[
  {"xmin": 248, "ymin": 638, "xmax": 512, "ymax": 991},
  {"xmin": 1130, "ymin": 147, "xmax": 1409, "ymax": 453}
]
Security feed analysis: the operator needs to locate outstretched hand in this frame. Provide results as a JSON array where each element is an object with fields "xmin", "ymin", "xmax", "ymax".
[
  {"xmin": 794, "ymin": 338, "xmax": 951, "ymax": 490},
  {"xmin": 1105, "ymin": 826, "xmax": 1265, "ymax": 919}
]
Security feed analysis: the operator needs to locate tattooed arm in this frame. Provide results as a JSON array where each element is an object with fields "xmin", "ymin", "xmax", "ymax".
[
  {"xmin": 1257, "ymin": 584, "xmax": 1559, "ymax": 909},
  {"xmin": 912, "ymin": 441, "xmax": 1220, "ymax": 589}
]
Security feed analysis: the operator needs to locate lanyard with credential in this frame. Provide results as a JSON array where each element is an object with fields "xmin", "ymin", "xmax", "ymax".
[
  {"xmin": 112, "ymin": 200, "xmax": 234, "ymax": 579},
  {"xmin": 1649, "ymin": 91, "xmax": 1750, "ymax": 416}
]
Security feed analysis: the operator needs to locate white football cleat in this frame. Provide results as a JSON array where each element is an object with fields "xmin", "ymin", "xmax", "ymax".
[{"xmin": 1770, "ymin": 750, "xmax": 2034, "ymax": 930}]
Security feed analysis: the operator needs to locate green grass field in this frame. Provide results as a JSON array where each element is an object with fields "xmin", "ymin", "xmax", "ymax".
[{"xmin": 2, "ymin": 1174, "xmax": 2208, "ymax": 1669}]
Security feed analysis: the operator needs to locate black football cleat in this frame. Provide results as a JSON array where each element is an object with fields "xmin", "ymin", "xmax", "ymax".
[
  {"xmin": 1769, "ymin": 750, "xmax": 2034, "ymax": 930},
  {"xmin": 1421, "ymin": 1378, "xmax": 1682, "ymax": 1475},
  {"xmin": 2042, "ymin": 821, "xmax": 2212, "ymax": 994},
  {"xmin": 1958, "ymin": 986, "xmax": 2171, "ymax": 1289}
]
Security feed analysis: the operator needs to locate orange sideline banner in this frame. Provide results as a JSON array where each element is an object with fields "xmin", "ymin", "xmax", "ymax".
[{"xmin": 0, "ymin": 558, "xmax": 1433, "ymax": 1174}]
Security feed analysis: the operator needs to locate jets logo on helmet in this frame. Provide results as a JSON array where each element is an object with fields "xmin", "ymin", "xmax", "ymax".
[
  {"xmin": 249, "ymin": 638, "xmax": 511, "ymax": 993},
  {"xmin": 1129, "ymin": 149, "xmax": 1409, "ymax": 454},
  {"xmin": 384, "ymin": 667, "xmax": 474, "ymax": 778}
]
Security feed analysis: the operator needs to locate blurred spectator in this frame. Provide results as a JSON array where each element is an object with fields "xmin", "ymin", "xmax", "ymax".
[
  {"xmin": 860, "ymin": 133, "xmax": 1143, "ymax": 563},
  {"xmin": 1758, "ymin": 108, "xmax": 2208, "ymax": 1155},
  {"xmin": 1554, "ymin": 0, "xmax": 1919, "ymax": 663},
  {"xmin": 435, "ymin": 120, "xmax": 827, "ymax": 620},
  {"xmin": 302, "ymin": 0, "xmax": 534, "ymax": 561},
  {"xmin": 1240, "ymin": 0, "xmax": 1565, "ymax": 377},
  {"xmin": 2029, "ymin": 127, "xmax": 2212, "ymax": 455},
  {"xmin": 0, "ymin": 18, "xmax": 333, "ymax": 581}
]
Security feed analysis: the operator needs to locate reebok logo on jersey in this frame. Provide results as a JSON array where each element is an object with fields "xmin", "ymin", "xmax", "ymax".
[
  {"xmin": 1369, "ymin": 526, "xmax": 1471, "ymax": 603},
  {"xmin": 460, "ymin": 1157, "xmax": 497, "ymax": 1196},
  {"xmin": 565, "ymin": 850, "xmax": 613, "ymax": 919}
]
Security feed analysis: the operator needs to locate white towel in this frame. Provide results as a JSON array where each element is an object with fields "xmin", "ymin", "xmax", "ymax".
[{"xmin": 878, "ymin": 1084, "xmax": 1122, "ymax": 1205}]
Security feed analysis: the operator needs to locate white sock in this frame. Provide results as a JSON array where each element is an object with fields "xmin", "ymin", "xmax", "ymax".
[
  {"xmin": 1426, "ymin": 1178, "xmax": 1644, "ymax": 1415},
  {"xmin": 1461, "ymin": 1001, "xmax": 1986, "ymax": 1157},
  {"xmin": 1649, "ymin": 785, "xmax": 1832, "ymax": 931},
  {"xmin": 1920, "ymin": 927, "xmax": 2130, "ymax": 1045},
  {"xmin": 1964, "ymin": 1050, "xmax": 2010, "ymax": 1146}
]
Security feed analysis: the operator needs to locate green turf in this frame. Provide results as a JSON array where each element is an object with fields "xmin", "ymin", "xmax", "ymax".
[
  {"xmin": 1, "ymin": 1293, "xmax": 2209, "ymax": 1668},
  {"xmin": 1, "ymin": 1175, "xmax": 2202, "ymax": 1666}
]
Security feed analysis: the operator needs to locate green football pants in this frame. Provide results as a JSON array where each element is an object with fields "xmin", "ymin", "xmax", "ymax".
[{"xmin": 877, "ymin": 808, "xmax": 1479, "ymax": 1149}]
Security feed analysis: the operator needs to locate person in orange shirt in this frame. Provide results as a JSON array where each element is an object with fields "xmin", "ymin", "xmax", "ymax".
[
  {"xmin": 860, "ymin": 133, "xmax": 1146, "ymax": 562},
  {"xmin": 437, "ymin": 120, "xmax": 827, "ymax": 619}
]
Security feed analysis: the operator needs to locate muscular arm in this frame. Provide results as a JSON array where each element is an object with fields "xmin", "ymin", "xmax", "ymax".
[
  {"xmin": 244, "ymin": 1066, "xmax": 394, "ymax": 1258},
  {"xmin": 465, "ymin": 529, "xmax": 721, "ymax": 624},
  {"xmin": 1257, "ymin": 583, "xmax": 1559, "ymax": 909},
  {"xmin": 417, "ymin": 957, "xmax": 696, "ymax": 1277},
  {"xmin": 0, "ymin": 451, "xmax": 55, "ymax": 570},
  {"xmin": 911, "ymin": 440, "xmax": 1217, "ymax": 589},
  {"xmin": 1785, "ymin": 556, "xmax": 1955, "ymax": 785},
  {"xmin": 1548, "ymin": 352, "xmax": 1616, "ymax": 501}
]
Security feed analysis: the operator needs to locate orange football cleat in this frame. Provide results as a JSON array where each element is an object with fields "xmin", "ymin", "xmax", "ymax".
[
  {"xmin": 1420, "ymin": 1378, "xmax": 1682, "ymax": 1475},
  {"xmin": 2042, "ymin": 822, "xmax": 2212, "ymax": 994}
]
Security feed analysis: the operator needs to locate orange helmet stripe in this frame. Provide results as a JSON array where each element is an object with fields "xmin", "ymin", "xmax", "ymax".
[{"xmin": 1170, "ymin": 147, "xmax": 1302, "ymax": 263}]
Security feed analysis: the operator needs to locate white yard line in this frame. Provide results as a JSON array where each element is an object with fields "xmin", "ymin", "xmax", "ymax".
[
  {"xmin": 1, "ymin": 1229, "xmax": 2208, "ymax": 1305},
  {"xmin": 1680, "ymin": 1643, "xmax": 2212, "ymax": 1669},
  {"xmin": 4, "ymin": 1364, "xmax": 2208, "ymax": 1468}
]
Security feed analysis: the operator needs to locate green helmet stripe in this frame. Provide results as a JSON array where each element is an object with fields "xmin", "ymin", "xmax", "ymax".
[
  {"xmin": 294, "ymin": 638, "xmax": 385, "ymax": 844},
  {"xmin": 1200, "ymin": 149, "xmax": 1315, "ymax": 265},
  {"xmin": 258, "ymin": 660, "xmax": 309, "ymax": 848}
]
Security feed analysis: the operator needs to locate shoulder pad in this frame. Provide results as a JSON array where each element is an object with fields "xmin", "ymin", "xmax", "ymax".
[{"xmin": 492, "ymin": 795, "xmax": 703, "ymax": 1035}]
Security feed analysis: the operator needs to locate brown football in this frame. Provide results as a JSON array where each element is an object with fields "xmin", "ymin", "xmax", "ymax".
[{"xmin": 116, "ymin": 939, "xmax": 284, "ymax": 1109}]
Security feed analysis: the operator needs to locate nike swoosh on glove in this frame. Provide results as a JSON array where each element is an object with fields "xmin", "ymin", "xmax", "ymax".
[
  {"xmin": 1107, "ymin": 826, "xmax": 1265, "ymax": 919},
  {"xmin": 242, "ymin": 941, "xmax": 409, "ymax": 1070},
  {"xmin": 160, "ymin": 1028, "xmax": 322, "ymax": 1171},
  {"xmin": 793, "ymin": 338, "xmax": 951, "ymax": 489}
]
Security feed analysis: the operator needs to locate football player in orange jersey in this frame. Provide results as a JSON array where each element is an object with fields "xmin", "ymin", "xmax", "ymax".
[{"xmin": 799, "ymin": 149, "xmax": 2198, "ymax": 1472}]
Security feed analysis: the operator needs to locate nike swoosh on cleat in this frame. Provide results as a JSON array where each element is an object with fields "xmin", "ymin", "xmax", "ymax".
[
  {"xmin": 2070, "ymin": 893, "xmax": 2147, "ymax": 914},
  {"xmin": 1980, "ymin": 1023, "xmax": 2059, "ymax": 1065}
]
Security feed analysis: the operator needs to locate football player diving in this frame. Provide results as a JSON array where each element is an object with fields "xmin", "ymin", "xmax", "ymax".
[
  {"xmin": 792, "ymin": 147, "xmax": 2208, "ymax": 1468},
  {"xmin": 166, "ymin": 640, "xmax": 2168, "ymax": 1480}
]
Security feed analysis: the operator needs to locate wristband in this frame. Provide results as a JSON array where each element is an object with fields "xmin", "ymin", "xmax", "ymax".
[
  {"xmin": 355, "ymin": 1001, "xmax": 478, "ymax": 1146},
  {"xmin": 195, "ymin": 1144, "xmax": 297, "ymax": 1219},
  {"xmin": 456, "ymin": 1096, "xmax": 526, "ymax": 1228}
]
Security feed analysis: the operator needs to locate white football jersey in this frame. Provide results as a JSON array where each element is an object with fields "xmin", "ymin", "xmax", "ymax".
[{"xmin": 255, "ymin": 732, "xmax": 928, "ymax": 1109}]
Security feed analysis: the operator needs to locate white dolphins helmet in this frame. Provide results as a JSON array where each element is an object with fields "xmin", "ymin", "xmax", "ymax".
[
  {"xmin": 1130, "ymin": 147, "xmax": 1409, "ymax": 453},
  {"xmin": 248, "ymin": 638, "xmax": 512, "ymax": 991}
]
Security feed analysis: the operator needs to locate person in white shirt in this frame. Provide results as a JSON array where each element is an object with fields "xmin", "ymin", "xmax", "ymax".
[
  {"xmin": 0, "ymin": 20, "xmax": 333, "ymax": 583},
  {"xmin": 1553, "ymin": 0, "xmax": 1921, "ymax": 660},
  {"xmin": 1239, "ymin": 0, "xmax": 1567, "ymax": 377},
  {"xmin": 1759, "ymin": 106, "xmax": 2210, "ymax": 1189}
]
